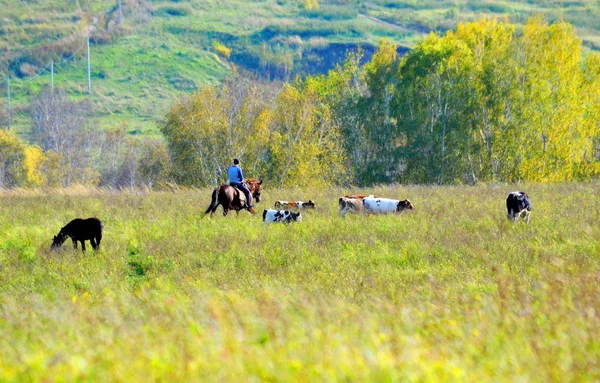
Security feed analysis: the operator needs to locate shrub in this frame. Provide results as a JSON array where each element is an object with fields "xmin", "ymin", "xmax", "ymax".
[
  {"xmin": 301, "ymin": 5, "xmax": 357, "ymax": 20},
  {"xmin": 0, "ymin": 130, "xmax": 25, "ymax": 188},
  {"xmin": 212, "ymin": 40, "xmax": 232, "ymax": 59},
  {"xmin": 154, "ymin": 5, "xmax": 192, "ymax": 17}
]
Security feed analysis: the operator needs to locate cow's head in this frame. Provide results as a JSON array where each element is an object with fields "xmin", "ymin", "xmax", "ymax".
[
  {"xmin": 245, "ymin": 179, "xmax": 263, "ymax": 203},
  {"xmin": 304, "ymin": 200, "xmax": 316, "ymax": 209},
  {"xmin": 397, "ymin": 199, "xmax": 414, "ymax": 212},
  {"xmin": 288, "ymin": 212, "xmax": 302, "ymax": 222}
]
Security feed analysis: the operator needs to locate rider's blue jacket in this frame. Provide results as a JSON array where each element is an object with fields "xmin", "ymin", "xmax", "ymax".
[{"xmin": 227, "ymin": 165, "xmax": 244, "ymax": 184}]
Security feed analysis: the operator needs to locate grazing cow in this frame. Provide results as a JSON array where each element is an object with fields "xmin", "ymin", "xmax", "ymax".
[
  {"xmin": 506, "ymin": 191, "xmax": 532, "ymax": 223},
  {"xmin": 262, "ymin": 209, "xmax": 302, "ymax": 223},
  {"xmin": 338, "ymin": 197, "xmax": 365, "ymax": 217},
  {"xmin": 51, "ymin": 217, "xmax": 103, "ymax": 253},
  {"xmin": 274, "ymin": 200, "xmax": 316, "ymax": 210},
  {"xmin": 363, "ymin": 197, "xmax": 414, "ymax": 215}
]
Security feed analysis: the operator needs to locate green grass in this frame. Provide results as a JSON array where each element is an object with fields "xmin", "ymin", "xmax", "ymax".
[
  {"xmin": 1, "ymin": 182, "xmax": 599, "ymax": 381},
  {"xmin": 2, "ymin": 0, "xmax": 600, "ymax": 136}
]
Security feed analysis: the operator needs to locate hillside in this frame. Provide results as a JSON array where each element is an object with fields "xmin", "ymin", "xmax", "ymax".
[{"xmin": 1, "ymin": 0, "xmax": 599, "ymax": 136}]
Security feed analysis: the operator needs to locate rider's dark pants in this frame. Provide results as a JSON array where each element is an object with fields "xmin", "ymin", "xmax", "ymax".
[{"xmin": 230, "ymin": 182, "xmax": 252, "ymax": 207}]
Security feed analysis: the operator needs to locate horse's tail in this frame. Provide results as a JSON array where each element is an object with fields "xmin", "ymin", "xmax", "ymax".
[{"xmin": 204, "ymin": 188, "xmax": 219, "ymax": 215}]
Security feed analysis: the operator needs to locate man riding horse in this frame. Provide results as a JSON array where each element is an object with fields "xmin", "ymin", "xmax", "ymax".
[
  {"xmin": 228, "ymin": 158, "xmax": 254, "ymax": 212},
  {"xmin": 204, "ymin": 159, "xmax": 262, "ymax": 217}
]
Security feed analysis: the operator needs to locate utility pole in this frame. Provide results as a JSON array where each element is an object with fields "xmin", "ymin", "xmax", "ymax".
[
  {"xmin": 6, "ymin": 75, "xmax": 10, "ymax": 130},
  {"xmin": 87, "ymin": 36, "xmax": 91, "ymax": 94},
  {"xmin": 51, "ymin": 59, "xmax": 54, "ymax": 95},
  {"xmin": 118, "ymin": 0, "xmax": 123, "ymax": 26}
]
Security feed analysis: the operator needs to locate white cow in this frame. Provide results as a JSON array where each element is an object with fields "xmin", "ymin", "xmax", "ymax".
[
  {"xmin": 262, "ymin": 209, "xmax": 302, "ymax": 223},
  {"xmin": 362, "ymin": 197, "xmax": 414, "ymax": 214}
]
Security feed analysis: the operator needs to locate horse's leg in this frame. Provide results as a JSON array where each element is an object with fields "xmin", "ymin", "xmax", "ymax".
[
  {"xmin": 90, "ymin": 238, "xmax": 98, "ymax": 251},
  {"xmin": 96, "ymin": 232, "xmax": 102, "ymax": 249},
  {"xmin": 209, "ymin": 199, "xmax": 220, "ymax": 218},
  {"xmin": 80, "ymin": 240, "xmax": 86, "ymax": 253}
]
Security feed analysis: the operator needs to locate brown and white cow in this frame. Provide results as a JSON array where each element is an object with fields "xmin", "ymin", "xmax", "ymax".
[
  {"xmin": 274, "ymin": 200, "xmax": 316, "ymax": 210},
  {"xmin": 338, "ymin": 197, "xmax": 364, "ymax": 217}
]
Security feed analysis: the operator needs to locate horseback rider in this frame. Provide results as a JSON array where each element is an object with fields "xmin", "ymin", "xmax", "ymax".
[{"xmin": 228, "ymin": 158, "xmax": 254, "ymax": 211}]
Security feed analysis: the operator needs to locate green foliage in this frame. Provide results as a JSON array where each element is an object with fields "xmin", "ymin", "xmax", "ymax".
[
  {"xmin": 138, "ymin": 139, "xmax": 171, "ymax": 189},
  {"xmin": 155, "ymin": 5, "xmax": 193, "ymax": 17},
  {"xmin": 0, "ymin": 129, "xmax": 26, "ymax": 187},
  {"xmin": 0, "ymin": 182, "xmax": 599, "ymax": 379},
  {"xmin": 301, "ymin": 5, "xmax": 357, "ymax": 21},
  {"xmin": 4, "ymin": 0, "xmax": 600, "ymax": 135},
  {"xmin": 161, "ymin": 16, "xmax": 599, "ymax": 186},
  {"xmin": 161, "ymin": 73, "xmax": 348, "ymax": 187},
  {"xmin": 390, "ymin": 18, "xmax": 600, "ymax": 184}
]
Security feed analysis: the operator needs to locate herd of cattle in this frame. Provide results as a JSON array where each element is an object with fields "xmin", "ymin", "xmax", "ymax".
[
  {"xmin": 50, "ymin": 191, "xmax": 532, "ymax": 252},
  {"xmin": 263, "ymin": 195, "xmax": 414, "ymax": 223},
  {"xmin": 263, "ymin": 191, "xmax": 532, "ymax": 224}
]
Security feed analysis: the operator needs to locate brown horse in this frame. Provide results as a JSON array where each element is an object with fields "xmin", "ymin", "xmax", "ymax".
[{"xmin": 204, "ymin": 179, "xmax": 263, "ymax": 217}]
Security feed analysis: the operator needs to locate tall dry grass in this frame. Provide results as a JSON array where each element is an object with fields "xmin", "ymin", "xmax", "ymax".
[{"xmin": 0, "ymin": 182, "xmax": 599, "ymax": 381}]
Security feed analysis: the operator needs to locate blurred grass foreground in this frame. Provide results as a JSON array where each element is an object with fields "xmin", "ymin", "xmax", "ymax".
[{"xmin": 0, "ymin": 182, "xmax": 599, "ymax": 381}]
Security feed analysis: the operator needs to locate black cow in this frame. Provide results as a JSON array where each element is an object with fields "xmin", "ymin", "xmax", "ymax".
[{"xmin": 506, "ymin": 191, "xmax": 532, "ymax": 223}]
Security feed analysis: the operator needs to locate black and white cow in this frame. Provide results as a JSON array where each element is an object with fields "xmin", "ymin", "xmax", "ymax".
[
  {"xmin": 262, "ymin": 209, "xmax": 302, "ymax": 223},
  {"xmin": 506, "ymin": 191, "xmax": 532, "ymax": 223}
]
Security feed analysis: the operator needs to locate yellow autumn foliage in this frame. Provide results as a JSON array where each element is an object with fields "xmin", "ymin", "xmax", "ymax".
[{"xmin": 23, "ymin": 146, "xmax": 46, "ymax": 187}]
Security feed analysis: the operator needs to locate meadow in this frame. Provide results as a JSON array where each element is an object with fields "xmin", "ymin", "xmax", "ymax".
[{"xmin": 0, "ymin": 181, "xmax": 599, "ymax": 381}]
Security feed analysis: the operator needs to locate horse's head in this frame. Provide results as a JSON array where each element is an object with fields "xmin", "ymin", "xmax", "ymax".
[
  {"xmin": 51, "ymin": 232, "xmax": 67, "ymax": 250},
  {"xmin": 245, "ymin": 179, "xmax": 263, "ymax": 203}
]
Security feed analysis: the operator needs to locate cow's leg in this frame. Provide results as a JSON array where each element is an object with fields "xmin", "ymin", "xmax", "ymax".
[
  {"xmin": 96, "ymin": 233, "xmax": 102, "ymax": 249},
  {"xmin": 80, "ymin": 240, "xmax": 86, "ymax": 253},
  {"xmin": 72, "ymin": 238, "xmax": 78, "ymax": 249},
  {"xmin": 525, "ymin": 211, "xmax": 531, "ymax": 224},
  {"xmin": 90, "ymin": 238, "xmax": 98, "ymax": 250}
]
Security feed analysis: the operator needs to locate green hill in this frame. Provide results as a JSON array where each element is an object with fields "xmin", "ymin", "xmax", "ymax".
[{"xmin": 1, "ymin": 0, "xmax": 599, "ymax": 136}]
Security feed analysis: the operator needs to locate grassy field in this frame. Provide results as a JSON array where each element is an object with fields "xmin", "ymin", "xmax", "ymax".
[
  {"xmin": 1, "ymin": 182, "xmax": 599, "ymax": 381},
  {"xmin": 2, "ymin": 0, "xmax": 600, "ymax": 136}
]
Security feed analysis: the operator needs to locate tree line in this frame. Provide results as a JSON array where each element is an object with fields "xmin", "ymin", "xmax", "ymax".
[
  {"xmin": 164, "ymin": 17, "xmax": 599, "ymax": 186},
  {"xmin": 1, "ymin": 17, "xmax": 599, "ymax": 188},
  {"xmin": 0, "ymin": 89, "xmax": 169, "ymax": 189}
]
